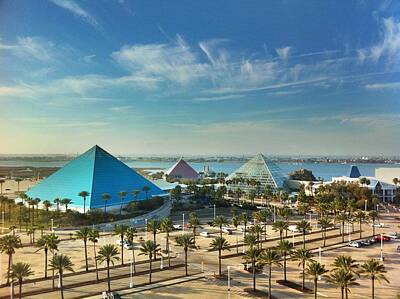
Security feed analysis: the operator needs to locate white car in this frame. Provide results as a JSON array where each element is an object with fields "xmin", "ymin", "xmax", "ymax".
[
  {"xmin": 372, "ymin": 223, "xmax": 385, "ymax": 228},
  {"xmin": 116, "ymin": 240, "xmax": 133, "ymax": 249},
  {"xmin": 348, "ymin": 241, "xmax": 362, "ymax": 248},
  {"xmin": 387, "ymin": 233, "xmax": 400, "ymax": 239},
  {"xmin": 222, "ymin": 227, "xmax": 233, "ymax": 235},
  {"xmin": 200, "ymin": 231, "xmax": 211, "ymax": 237},
  {"xmin": 173, "ymin": 224, "xmax": 182, "ymax": 230}
]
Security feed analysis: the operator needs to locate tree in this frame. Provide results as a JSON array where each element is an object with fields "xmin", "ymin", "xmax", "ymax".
[
  {"xmin": 96, "ymin": 244, "xmax": 120, "ymax": 292},
  {"xmin": 296, "ymin": 220, "xmax": 312, "ymax": 249},
  {"xmin": 369, "ymin": 211, "xmax": 378, "ymax": 236},
  {"xmin": 214, "ymin": 215, "xmax": 228, "ymax": 237},
  {"xmin": 249, "ymin": 224, "xmax": 263, "ymax": 249},
  {"xmin": 244, "ymin": 246, "xmax": 261, "ymax": 291},
  {"xmin": 42, "ymin": 200, "xmax": 52, "ymax": 211},
  {"xmin": 53, "ymin": 198, "xmax": 61, "ymax": 212},
  {"xmin": 88, "ymin": 229, "xmax": 100, "ymax": 281},
  {"xmin": 188, "ymin": 212, "xmax": 200, "ymax": 246},
  {"xmin": 36, "ymin": 234, "xmax": 59, "ymax": 278},
  {"xmin": 360, "ymin": 259, "xmax": 389, "ymax": 299},
  {"xmin": 132, "ymin": 189, "xmax": 140, "ymax": 201},
  {"xmin": 49, "ymin": 254, "xmax": 74, "ymax": 299},
  {"xmin": 353, "ymin": 210, "xmax": 366, "ymax": 239},
  {"xmin": 277, "ymin": 240, "xmax": 293, "ymax": 281},
  {"xmin": 147, "ymin": 220, "xmax": 160, "ymax": 260},
  {"xmin": 240, "ymin": 212, "xmax": 249, "ymax": 238},
  {"xmin": 160, "ymin": 218, "xmax": 173, "ymax": 267},
  {"xmin": 305, "ymin": 261, "xmax": 328, "ymax": 299},
  {"xmin": 175, "ymin": 234, "xmax": 195, "ymax": 276},
  {"xmin": 259, "ymin": 249, "xmax": 282, "ymax": 299},
  {"xmin": 292, "ymin": 248, "xmax": 313, "ymax": 290},
  {"xmin": 15, "ymin": 177, "xmax": 22, "ymax": 194},
  {"xmin": 272, "ymin": 221, "xmax": 288, "ymax": 241},
  {"xmin": 318, "ymin": 217, "xmax": 332, "ymax": 247},
  {"xmin": 327, "ymin": 268, "xmax": 358, "ymax": 299},
  {"xmin": 0, "ymin": 235, "xmax": 22, "ymax": 284},
  {"xmin": 114, "ymin": 224, "xmax": 129, "ymax": 265},
  {"xmin": 101, "ymin": 193, "xmax": 111, "ymax": 216},
  {"xmin": 231, "ymin": 216, "xmax": 240, "ymax": 254},
  {"xmin": 125, "ymin": 227, "xmax": 137, "ymax": 273},
  {"xmin": 210, "ymin": 236, "xmax": 230, "ymax": 276},
  {"xmin": 332, "ymin": 255, "xmax": 359, "ymax": 275},
  {"xmin": 170, "ymin": 186, "xmax": 182, "ymax": 201},
  {"xmin": 60, "ymin": 198, "xmax": 72, "ymax": 211},
  {"xmin": 139, "ymin": 240, "xmax": 160, "ymax": 284},
  {"xmin": 9, "ymin": 262, "xmax": 34, "ymax": 299},
  {"xmin": 143, "ymin": 185, "xmax": 151, "ymax": 200},
  {"xmin": 118, "ymin": 191, "xmax": 127, "ymax": 215},
  {"xmin": 337, "ymin": 213, "xmax": 348, "ymax": 243},
  {"xmin": 78, "ymin": 191, "xmax": 90, "ymax": 214},
  {"xmin": 76, "ymin": 227, "xmax": 91, "ymax": 271}
]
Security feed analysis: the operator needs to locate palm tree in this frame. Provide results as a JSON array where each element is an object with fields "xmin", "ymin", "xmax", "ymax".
[
  {"xmin": 101, "ymin": 193, "xmax": 111, "ymax": 216},
  {"xmin": 139, "ymin": 240, "xmax": 160, "ymax": 284},
  {"xmin": 147, "ymin": 220, "xmax": 160, "ymax": 260},
  {"xmin": 125, "ymin": 227, "xmax": 137, "ymax": 273},
  {"xmin": 15, "ymin": 177, "xmax": 22, "ymax": 194},
  {"xmin": 60, "ymin": 198, "xmax": 72, "ymax": 211},
  {"xmin": 114, "ymin": 224, "xmax": 129, "ymax": 265},
  {"xmin": 369, "ymin": 211, "xmax": 378, "ymax": 236},
  {"xmin": 49, "ymin": 254, "xmax": 74, "ymax": 299},
  {"xmin": 214, "ymin": 215, "xmax": 228, "ymax": 237},
  {"xmin": 240, "ymin": 212, "xmax": 249, "ymax": 238},
  {"xmin": 36, "ymin": 234, "xmax": 60, "ymax": 278},
  {"xmin": 360, "ymin": 259, "xmax": 389, "ymax": 299},
  {"xmin": 337, "ymin": 213, "xmax": 348, "ymax": 243},
  {"xmin": 132, "ymin": 189, "xmax": 140, "ymax": 201},
  {"xmin": 9, "ymin": 262, "xmax": 34, "ymax": 299},
  {"xmin": 250, "ymin": 224, "xmax": 264, "ymax": 249},
  {"xmin": 42, "ymin": 200, "xmax": 52, "ymax": 211},
  {"xmin": 232, "ymin": 216, "xmax": 240, "ymax": 254},
  {"xmin": 296, "ymin": 220, "xmax": 312, "ymax": 249},
  {"xmin": 175, "ymin": 234, "xmax": 195, "ymax": 276},
  {"xmin": 259, "ymin": 249, "xmax": 282, "ymax": 299},
  {"xmin": 118, "ymin": 191, "xmax": 127, "ymax": 215},
  {"xmin": 292, "ymin": 248, "xmax": 313, "ymax": 290},
  {"xmin": 0, "ymin": 235, "xmax": 22, "ymax": 284},
  {"xmin": 244, "ymin": 246, "xmax": 261, "ymax": 291},
  {"xmin": 305, "ymin": 261, "xmax": 328, "ymax": 299},
  {"xmin": 353, "ymin": 210, "xmax": 366, "ymax": 239},
  {"xmin": 332, "ymin": 255, "xmax": 359, "ymax": 275},
  {"xmin": 53, "ymin": 198, "xmax": 61, "ymax": 212},
  {"xmin": 244, "ymin": 233, "xmax": 257, "ymax": 250},
  {"xmin": 188, "ymin": 212, "xmax": 200, "ymax": 246},
  {"xmin": 272, "ymin": 220, "xmax": 288, "ymax": 241},
  {"xmin": 318, "ymin": 217, "xmax": 332, "ymax": 247},
  {"xmin": 76, "ymin": 227, "xmax": 91, "ymax": 271},
  {"xmin": 97, "ymin": 244, "xmax": 120, "ymax": 292},
  {"xmin": 160, "ymin": 218, "xmax": 173, "ymax": 267},
  {"xmin": 327, "ymin": 268, "xmax": 358, "ymax": 299},
  {"xmin": 78, "ymin": 191, "xmax": 90, "ymax": 214},
  {"xmin": 210, "ymin": 236, "xmax": 230, "ymax": 276},
  {"xmin": 142, "ymin": 185, "xmax": 151, "ymax": 200},
  {"xmin": 277, "ymin": 240, "xmax": 293, "ymax": 282},
  {"xmin": 88, "ymin": 229, "xmax": 100, "ymax": 280}
]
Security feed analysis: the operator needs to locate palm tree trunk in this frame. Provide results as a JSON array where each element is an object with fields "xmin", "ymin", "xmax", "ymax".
[
  {"xmin": 149, "ymin": 257, "xmax": 152, "ymax": 284},
  {"xmin": 302, "ymin": 262, "xmax": 305, "ymax": 290},
  {"xmin": 252, "ymin": 259, "xmax": 256, "ymax": 291},
  {"xmin": 60, "ymin": 274, "xmax": 64, "ymax": 299},
  {"xmin": 153, "ymin": 232, "xmax": 157, "ymax": 260},
  {"xmin": 52, "ymin": 251, "xmax": 55, "ymax": 288},
  {"xmin": 236, "ymin": 234, "xmax": 238, "ymax": 254},
  {"xmin": 193, "ymin": 227, "xmax": 196, "ymax": 246},
  {"xmin": 121, "ymin": 236, "xmax": 124, "ymax": 265},
  {"xmin": 359, "ymin": 221, "xmax": 362, "ymax": 239},
  {"xmin": 341, "ymin": 286, "xmax": 344, "ymax": 299},
  {"xmin": 84, "ymin": 241, "xmax": 88, "ymax": 271},
  {"xmin": 342, "ymin": 222, "xmax": 344, "ymax": 242},
  {"xmin": 83, "ymin": 198, "xmax": 86, "ymax": 215},
  {"xmin": 93, "ymin": 243, "xmax": 98, "ymax": 281},
  {"xmin": 268, "ymin": 266, "xmax": 272, "ymax": 299},
  {"xmin": 218, "ymin": 249, "xmax": 222, "ymax": 276},
  {"xmin": 323, "ymin": 230, "xmax": 326, "ymax": 247},
  {"xmin": 303, "ymin": 232, "xmax": 306, "ymax": 249},
  {"xmin": 372, "ymin": 277, "xmax": 375, "ymax": 299},
  {"xmin": 44, "ymin": 249, "xmax": 48, "ymax": 278},
  {"xmin": 185, "ymin": 249, "xmax": 188, "ymax": 276},
  {"xmin": 107, "ymin": 260, "xmax": 111, "ymax": 292},
  {"xmin": 7, "ymin": 254, "xmax": 11, "ymax": 284},
  {"xmin": 19, "ymin": 280, "xmax": 22, "ymax": 299},
  {"xmin": 314, "ymin": 279, "xmax": 318, "ymax": 299},
  {"xmin": 283, "ymin": 254, "xmax": 287, "ymax": 281},
  {"xmin": 166, "ymin": 234, "xmax": 170, "ymax": 268}
]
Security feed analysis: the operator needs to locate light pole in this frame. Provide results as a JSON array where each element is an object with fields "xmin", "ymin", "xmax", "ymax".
[
  {"xmin": 348, "ymin": 223, "xmax": 351, "ymax": 243},
  {"xmin": 273, "ymin": 206, "xmax": 276, "ymax": 223},
  {"xmin": 145, "ymin": 218, "xmax": 148, "ymax": 239},
  {"xmin": 213, "ymin": 204, "xmax": 216, "ymax": 220},
  {"xmin": 51, "ymin": 218, "xmax": 54, "ymax": 233},
  {"xmin": 318, "ymin": 247, "xmax": 321, "ymax": 263},
  {"xmin": 242, "ymin": 231, "xmax": 245, "ymax": 254},
  {"xmin": 201, "ymin": 260, "xmax": 204, "ymax": 273},
  {"xmin": 129, "ymin": 250, "xmax": 133, "ymax": 288},
  {"xmin": 364, "ymin": 200, "xmax": 368, "ymax": 212},
  {"xmin": 10, "ymin": 270, "xmax": 13, "ymax": 299},
  {"xmin": 380, "ymin": 234, "xmax": 384, "ymax": 262},
  {"xmin": 227, "ymin": 265, "xmax": 231, "ymax": 292},
  {"xmin": 160, "ymin": 255, "xmax": 164, "ymax": 270}
]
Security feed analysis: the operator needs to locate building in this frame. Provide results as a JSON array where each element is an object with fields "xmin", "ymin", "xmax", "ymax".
[
  {"xmin": 375, "ymin": 167, "xmax": 400, "ymax": 185},
  {"xmin": 226, "ymin": 153, "xmax": 287, "ymax": 193},
  {"xmin": 347, "ymin": 165, "xmax": 361, "ymax": 178},
  {"xmin": 164, "ymin": 158, "xmax": 199, "ymax": 180},
  {"xmin": 26, "ymin": 145, "xmax": 166, "ymax": 212}
]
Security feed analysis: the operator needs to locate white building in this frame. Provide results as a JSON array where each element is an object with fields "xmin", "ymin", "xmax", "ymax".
[{"xmin": 375, "ymin": 167, "xmax": 400, "ymax": 185}]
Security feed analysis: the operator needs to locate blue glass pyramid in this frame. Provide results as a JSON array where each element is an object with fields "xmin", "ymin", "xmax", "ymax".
[
  {"xmin": 347, "ymin": 165, "xmax": 361, "ymax": 178},
  {"xmin": 26, "ymin": 145, "xmax": 166, "ymax": 210}
]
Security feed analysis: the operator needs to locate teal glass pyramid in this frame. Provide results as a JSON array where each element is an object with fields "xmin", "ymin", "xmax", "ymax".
[{"xmin": 26, "ymin": 145, "xmax": 166, "ymax": 210}]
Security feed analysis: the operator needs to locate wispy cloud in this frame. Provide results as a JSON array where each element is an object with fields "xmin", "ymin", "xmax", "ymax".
[
  {"xmin": 108, "ymin": 105, "xmax": 134, "ymax": 112},
  {"xmin": 191, "ymin": 94, "xmax": 244, "ymax": 102},
  {"xmin": 276, "ymin": 46, "xmax": 292, "ymax": 60},
  {"xmin": 49, "ymin": 0, "xmax": 99, "ymax": 29},
  {"xmin": 365, "ymin": 81, "xmax": 400, "ymax": 90}
]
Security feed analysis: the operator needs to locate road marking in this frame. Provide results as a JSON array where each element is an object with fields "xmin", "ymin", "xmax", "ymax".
[{"xmin": 317, "ymin": 291, "xmax": 329, "ymax": 297}]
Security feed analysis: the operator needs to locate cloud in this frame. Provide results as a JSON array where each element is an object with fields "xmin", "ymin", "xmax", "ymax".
[
  {"xmin": 0, "ymin": 36, "xmax": 56, "ymax": 62},
  {"xmin": 365, "ymin": 81, "xmax": 400, "ymax": 89},
  {"xmin": 191, "ymin": 94, "xmax": 244, "ymax": 102},
  {"xmin": 276, "ymin": 46, "xmax": 292, "ymax": 60},
  {"xmin": 49, "ymin": 0, "xmax": 99, "ymax": 28},
  {"xmin": 108, "ymin": 105, "xmax": 134, "ymax": 112},
  {"xmin": 83, "ymin": 54, "xmax": 96, "ymax": 63}
]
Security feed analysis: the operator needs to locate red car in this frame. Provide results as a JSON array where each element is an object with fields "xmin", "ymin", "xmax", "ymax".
[{"xmin": 374, "ymin": 235, "xmax": 391, "ymax": 242}]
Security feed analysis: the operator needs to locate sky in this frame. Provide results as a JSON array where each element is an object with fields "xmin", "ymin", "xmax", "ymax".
[{"xmin": 1, "ymin": 0, "xmax": 400, "ymax": 156}]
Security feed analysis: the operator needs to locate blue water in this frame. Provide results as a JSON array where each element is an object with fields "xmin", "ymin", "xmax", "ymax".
[{"xmin": 0, "ymin": 159, "xmax": 398, "ymax": 181}]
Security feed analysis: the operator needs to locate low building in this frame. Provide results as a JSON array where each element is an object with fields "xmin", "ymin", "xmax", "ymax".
[
  {"xmin": 375, "ymin": 167, "xmax": 400, "ymax": 185},
  {"xmin": 164, "ymin": 158, "xmax": 199, "ymax": 180}
]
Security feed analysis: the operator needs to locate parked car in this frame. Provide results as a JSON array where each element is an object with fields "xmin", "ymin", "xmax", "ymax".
[
  {"xmin": 374, "ymin": 235, "xmax": 391, "ymax": 242},
  {"xmin": 387, "ymin": 232, "xmax": 400, "ymax": 239},
  {"xmin": 373, "ymin": 223, "xmax": 385, "ymax": 228},
  {"xmin": 200, "ymin": 231, "xmax": 211, "ymax": 237},
  {"xmin": 348, "ymin": 241, "xmax": 362, "ymax": 248},
  {"xmin": 116, "ymin": 240, "xmax": 133, "ymax": 249},
  {"xmin": 173, "ymin": 224, "xmax": 182, "ymax": 230},
  {"xmin": 206, "ymin": 221, "xmax": 214, "ymax": 226},
  {"xmin": 360, "ymin": 239, "xmax": 374, "ymax": 246},
  {"xmin": 222, "ymin": 227, "xmax": 233, "ymax": 235}
]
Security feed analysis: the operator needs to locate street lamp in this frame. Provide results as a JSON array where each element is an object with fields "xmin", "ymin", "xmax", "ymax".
[
  {"xmin": 380, "ymin": 233, "xmax": 384, "ymax": 262},
  {"xmin": 273, "ymin": 206, "xmax": 276, "ymax": 223},
  {"xmin": 9, "ymin": 270, "xmax": 13, "ymax": 299},
  {"xmin": 318, "ymin": 247, "xmax": 321, "ymax": 263},
  {"xmin": 160, "ymin": 255, "xmax": 164, "ymax": 270},
  {"xmin": 213, "ymin": 204, "xmax": 216, "ymax": 220},
  {"xmin": 129, "ymin": 250, "xmax": 133, "ymax": 288},
  {"xmin": 182, "ymin": 213, "xmax": 185, "ymax": 234},
  {"xmin": 51, "ymin": 218, "xmax": 54, "ymax": 233},
  {"xmin": 364, "ymin": 200, "xmax": 368, "ymax": 212},
  {"xmin": 227, "ymin": 266, "xmax": 231, "ymax": 292}
]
